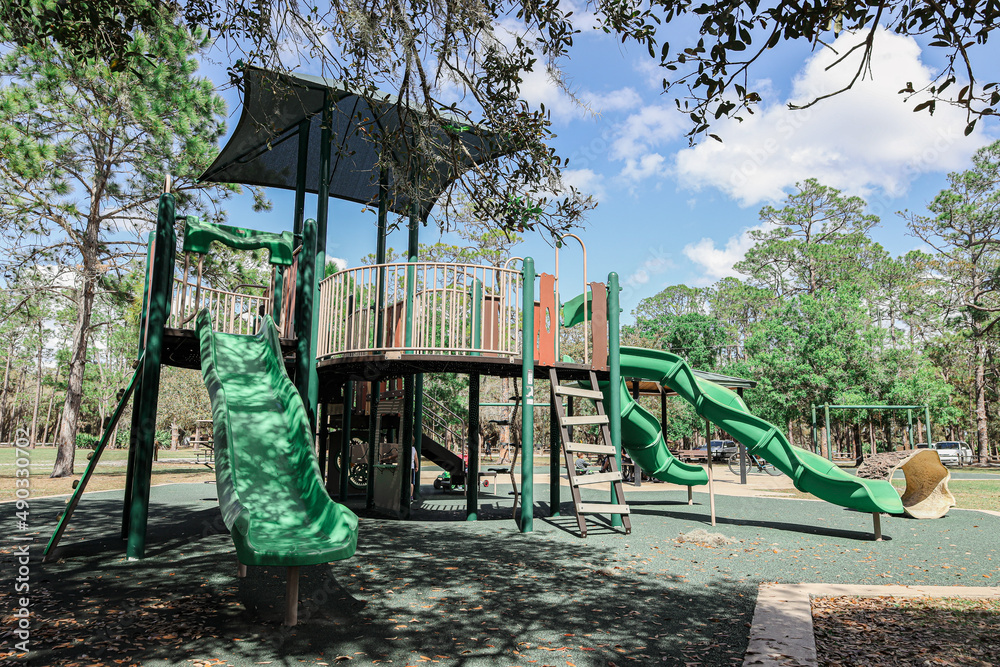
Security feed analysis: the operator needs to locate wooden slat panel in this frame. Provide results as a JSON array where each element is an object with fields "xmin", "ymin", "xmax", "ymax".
[
  {"xmin": 553, "ymin": 385, "xmax": 603, "ymax": 399},
  {"xmin": 565, "ymin": 443, "xmax": 616, "ymax": 454},
  {"xmin": 561, "ymin": 415, "xmax": 609, "ymax": 426},
  {"xmin": 578, "ymin": 503, "xmax": 630, "ymax": 514},
  {"xmin": 572, "ymin": 471, "xmax": 622, "ymax": 486},
  {"xmin": 589, "ymin": 281, "xmax": 609, "ymax": 371}
]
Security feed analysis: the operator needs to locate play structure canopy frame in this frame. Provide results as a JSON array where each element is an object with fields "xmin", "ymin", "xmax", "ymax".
[{"xmin": 199, "ymin": 65, "xmax": 515, "ymax": 220}]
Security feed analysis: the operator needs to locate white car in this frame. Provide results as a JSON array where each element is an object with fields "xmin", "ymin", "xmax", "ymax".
[{"xmin": 932, "ymin": 441, "xmax": 974, "ymax": 466}]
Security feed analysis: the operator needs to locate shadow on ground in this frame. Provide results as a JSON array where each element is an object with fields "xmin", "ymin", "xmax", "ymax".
[{"xmin": 2, "ymin": 484, "xmax": 753, "ymax": 667}]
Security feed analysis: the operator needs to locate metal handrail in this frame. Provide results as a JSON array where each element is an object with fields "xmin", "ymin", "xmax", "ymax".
[
  {"xmin": 168, "ymin": 276, "xmax": 270, "ymax": 335},
  {"xmin": 317, "ymin": 261, "xmax": 524, "ymax": 359},
  {"xmin": 422, "ymin": 394, "xmax": 466, "ymax": 452}
]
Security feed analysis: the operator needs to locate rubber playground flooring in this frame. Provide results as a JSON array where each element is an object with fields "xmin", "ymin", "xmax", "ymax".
[{"xmin": 3, "ymin": 481, "xmax": 999, "ymax": 666}]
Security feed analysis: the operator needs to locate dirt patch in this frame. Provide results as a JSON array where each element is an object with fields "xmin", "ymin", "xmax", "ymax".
[{"xmin": 813, "ymin": 595, "xmax": 1000, "ymax": 666}]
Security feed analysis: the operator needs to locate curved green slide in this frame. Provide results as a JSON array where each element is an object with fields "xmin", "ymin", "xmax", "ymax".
[
  {"xmin": 606, "ymin": 376, "xmax": 709, "ymax": 486},
  {"xmin": 197, "ymin": 310, "xmax": 359, "ymax": 566},
  {"xmin": 617, "ymin": 346, "xmax": 905, "ymax": 515},
  {"xmin": 563, "ymin": 290, "xmax": 707, "ymax": 486}
]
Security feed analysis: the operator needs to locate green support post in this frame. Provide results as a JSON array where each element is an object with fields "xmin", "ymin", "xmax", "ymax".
[
  {"xmin": 824, "ymin": 404, "xmax": 832, "ymax": 461},
  {"xmin": 549, "ymin": 390, "xmax": 560, "ymax": 516},
  {"xmin": 367, "ymin": 383, "xmax": 379, "ymax": 509},
  {"xmin": 471, "ymin": 279, "xmax": 483, "ymax": 356},
  {"xmin": 375, "ymin": 169, "xmax": 388, "ymax": 349},
  {"xmin": 401, "ymin": 375, "xmax": 414, "ymax": 518},
  {"xmin": 340, "ymin": 380, "xmax": 353, "ymax": 502},
  {"xmin": 292, "ymin": 118, "xmax": 310, "ymax": 237},
  {"xmin": 405, "ymin": 259, "xmax": 416, "ymax": 349},
  {"xmin": 125, "ymin": 194, "xmax": 176, "ymax": 560},
  {"xmin": 122, "ymin": 233, "xmax": 155, "ymax": 540},
  {"xmin": 467, "ymin": 373, "xmax": 480, "ymax": 521},
  {"xmin": 294, "ymin": 219, "xmax": 318, "ymax": 428},
  {"xmin": 272, "ymin": 265, "xmax": 284, "ymax": 326},
  {"xmin": 924, "ymin": 405, "xmax": 932, "ymax": 446},
  {"xmin": 607, "ymin": 272, "xmax": 624, "ymax": 527},
  {"xmin": 519, "ymin": 258, "xmax": 535, "ymax": 532},
  {"xmin": 811, "ymin": 405, "xmax": 818, "ymax": 454},
  {"xmin": 306, "ymin": 97, "xmax": 333, "ymax": 433},
  {"xmin": 414, "ymin": 374, "xmax": 424, "ymax": 501},
  {"xmin": 908, "ymin": 409, "xmax": 914, "ymax": 448}
]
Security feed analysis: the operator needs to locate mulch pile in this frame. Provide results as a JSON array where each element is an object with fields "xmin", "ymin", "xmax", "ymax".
[{"xmin": 813, "ymin": 596, "xmax": 1000, "ymax": 666}]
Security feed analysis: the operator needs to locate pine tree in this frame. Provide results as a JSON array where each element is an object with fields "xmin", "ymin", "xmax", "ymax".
[{"xmin": 0, "ymin": 14, "xmax": 234, "ymax": 477}]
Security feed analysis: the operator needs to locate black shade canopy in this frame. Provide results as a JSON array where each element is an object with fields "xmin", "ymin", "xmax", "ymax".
[{"xmin": 200, "ymin": 66, "xmax": 513, "ymax": 219}]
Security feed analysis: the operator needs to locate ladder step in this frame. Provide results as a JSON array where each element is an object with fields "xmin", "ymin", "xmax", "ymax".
[
  {"xmin": 578, "ymin": 503, "xmax": 631, "ymax": 515},
  {"xmin": 565, "ymin": 443, "xmax": 616, "ymax": 455},
  {"xmin": 571, "ymin": 471, "xmax": 622, "ymax": 486},
  {"xmin": 553, "ymin": 385, "xmax": 604, "ymax": 400},
  {"xmin": 561, "ymin": 415, "xmax": 609, "ymax": 426}
]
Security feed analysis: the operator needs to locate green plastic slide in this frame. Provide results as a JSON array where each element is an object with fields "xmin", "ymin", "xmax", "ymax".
[
  {"xmin": 604, "ymin": 376, "xmax": 709, "ymax": 486},
  {"xmin": 618, "ymin": 346, "xmax": 905, "ymax": 515},
  {"xmin": 197, "ymin": 310, "xmax": 359, "ymax": 566}
]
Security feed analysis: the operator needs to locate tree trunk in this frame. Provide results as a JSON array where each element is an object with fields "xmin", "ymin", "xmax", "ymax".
[
  {"xmin": 0, "ymin": 344, "xmax": 14, "ymax": 442},
  {"xmin": 974, "ymin": 339, "xmax": 990, "ymax": 459},
  {"xmin": 30, "ymin": 323, "xmax": 43, "ymax": 447},
  {"xmin": 41, "ymin": 365, "xmax": 60, "ymax": 445},
  {"xmin": 52, "ymin": 274, "xmax": 96, "ymax": 478}
]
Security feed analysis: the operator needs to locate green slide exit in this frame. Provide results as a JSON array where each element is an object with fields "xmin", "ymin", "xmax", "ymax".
[
  {"xmin": 617, "ymin": 346, "xmax": 905, "ymax": 515},
  {"xmin": 197, "ymin": 311, "xmax": 359, "ymax": 567}
]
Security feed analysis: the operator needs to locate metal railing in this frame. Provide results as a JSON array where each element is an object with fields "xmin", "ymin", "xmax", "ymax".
[
  {"xmin": 317, "ymin": 261, "xmax": 524, "ymax": 359},
  {"xmin": 167, "ymin": 277, "xmax": 270, "ymax": 336},
  {"xmin": 422, "ymin": 394, "xmax": 467, "ymax": 452}
]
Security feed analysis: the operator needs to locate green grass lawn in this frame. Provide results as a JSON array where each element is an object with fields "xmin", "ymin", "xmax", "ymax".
[
  {"xmin": 0, "ymin": 446, "xmax": 215, "ymax": 501},
  {"xmin": 0, "ymin": 445, "xmax": 201, "ymax": 471}
]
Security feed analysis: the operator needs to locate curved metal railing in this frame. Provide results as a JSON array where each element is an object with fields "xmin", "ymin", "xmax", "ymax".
[{"xmin": 317, "ymin": 261, "xmax": 524, "ymax": 359}]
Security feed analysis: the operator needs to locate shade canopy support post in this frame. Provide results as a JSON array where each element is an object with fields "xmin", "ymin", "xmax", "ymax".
[
  {"xmin": 125, "ymin": 194, "xmax": 176, "ymax": 560},
  {"xmin": 519, "ymin": 258, "xmax": 535, "ymax": 533},
  {"xmin": 607, "ymin": 271, "xmax": 623, "ymax": 528},
  {"xmin": 467, "ymin": 373, "xmax": 481, "ymax": 521}
]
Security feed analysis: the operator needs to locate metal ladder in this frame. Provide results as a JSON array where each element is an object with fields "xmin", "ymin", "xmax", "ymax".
[{"xmin": 549, "ymin": 369, "xmax": 631, "ymax": 537}]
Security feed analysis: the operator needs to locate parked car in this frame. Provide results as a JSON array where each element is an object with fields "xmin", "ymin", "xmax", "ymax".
[
  {"xmin": 932, "ymin": 441, "xmax": 974, "ymax": 466},
  {"xmin": 701, "ymin": 440, "xmax": 739, "ymax": 461}
]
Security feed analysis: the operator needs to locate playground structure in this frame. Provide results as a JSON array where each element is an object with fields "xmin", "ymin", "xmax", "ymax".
[{"xmin": 43, "ymin": 64, "xmax": 959, "ymax": 624}]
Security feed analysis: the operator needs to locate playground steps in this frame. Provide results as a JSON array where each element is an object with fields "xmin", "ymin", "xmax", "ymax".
[{"xmin": 550, "ymin": 369, "xmax": 631, "ymax": 537}]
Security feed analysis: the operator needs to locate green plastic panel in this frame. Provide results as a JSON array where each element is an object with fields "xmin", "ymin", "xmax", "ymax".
[
  {"xmin": 618, "ymin": 346, "xmax": 905, "ymax": 515},
  {"xmin": 197, "ymin": 310, "xmax": 359, "ymax": 566},
  {"xmin": 184, "ymin": 217, "xmax": 295, "ymax": 266}
]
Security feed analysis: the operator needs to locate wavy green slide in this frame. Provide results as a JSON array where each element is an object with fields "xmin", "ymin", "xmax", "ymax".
[
  {"xmin": 607, "ymin": 375, "xmax": 710, "ymax": 486},
  {"xmin": 617, "ymin": 346, "xmax": 904, "ymax": 515},
  {"xmin": 197, "ymin": 310, "xmax": 359, "ymax": 567}
]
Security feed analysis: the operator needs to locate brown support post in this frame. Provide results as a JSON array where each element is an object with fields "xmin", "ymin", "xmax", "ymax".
[
  {"xmin": 873, "ymin": 513, "xmax": 883, "ymax": 541},
  {"xmin": 285, "ymin": 566, "xmax": 300, "ymax": 626},
  {"xmin": 237, "ymin": 562, "xmax": 247, "ymax": 578}
]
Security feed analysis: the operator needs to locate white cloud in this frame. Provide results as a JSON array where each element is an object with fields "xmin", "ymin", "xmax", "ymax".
[
  {"xmin": 625, "ymin": 251, "xmax": 675, "ymax": 288},
  {"xmin": 328, "ymin": 256, "xmax": 348, "ymax": 272},
  {"xmin": 560, "ymin": 168, "xmax": 606, "ymax": 200},
  {"xmin": 674, "ymin": 29, "xmax": 992, "ymax": 206},
  {"xmin": 683, "ymin": 224, "xmax": 768, "ymax": 286},
  {"xmin": 608, "ymin": 104, "xmax": 687, "ymax": 186}
]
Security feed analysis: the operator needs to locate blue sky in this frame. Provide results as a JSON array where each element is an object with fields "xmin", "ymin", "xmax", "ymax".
[{"xmin": 198, "ymin": 20, "xmax": 999, "ymax": 324}]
